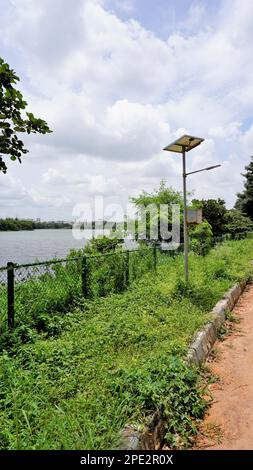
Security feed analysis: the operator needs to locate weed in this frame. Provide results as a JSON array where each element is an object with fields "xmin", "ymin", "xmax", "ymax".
[
  {"xmin": 225, "ymin": 310, "xmax": 240, "ymax": 323},
  {"xmin": 217, "ymin": 324, "xmax": 228, "ymax": 340}
]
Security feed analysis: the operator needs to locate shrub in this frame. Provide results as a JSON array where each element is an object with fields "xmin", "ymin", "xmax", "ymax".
[
  {"xmin": 189, "ymin": 221, "xmax": 213, "ymax": 255},
  {"xmin": 172, "ymin": 277, "xmax": 218, "ymax": 311}
]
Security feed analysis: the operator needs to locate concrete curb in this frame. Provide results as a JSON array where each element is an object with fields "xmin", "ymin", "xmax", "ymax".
[
  {"xmin": 185, "ymin": 279, "xmax": 247, "ymax": 366},
  {"xmin": 120, "ymin": 278, "xmax": 248, "ymax": 450}
]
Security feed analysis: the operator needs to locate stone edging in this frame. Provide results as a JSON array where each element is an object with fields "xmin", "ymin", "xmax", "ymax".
[
  {"xmin": 186, "ymin": 279, "xmax": 247, "ymax": 365},
  {"xmin": 120, "ymin": 278, "xmax": 248, "ymax": 450}
]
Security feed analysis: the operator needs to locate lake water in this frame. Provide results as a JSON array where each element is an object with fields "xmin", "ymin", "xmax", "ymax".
[{"xmin": 0, "ymin": 229, "xmax": 107, "ymax": 266}]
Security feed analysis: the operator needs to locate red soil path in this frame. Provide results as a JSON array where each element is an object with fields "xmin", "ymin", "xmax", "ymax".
[{"xmin": 195, "ymin": 283, "xmax": 253, "ymax": 450}]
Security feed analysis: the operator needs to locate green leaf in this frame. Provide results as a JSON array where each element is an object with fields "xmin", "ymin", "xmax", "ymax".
[{"xmin": 0, "ymin": 57, "xmax": 52, "ymax": 173}]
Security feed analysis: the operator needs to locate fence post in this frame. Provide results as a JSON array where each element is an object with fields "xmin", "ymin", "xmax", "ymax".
[
  {"xmin": 7, "ymin": 262, "xmax": 15, "ymax": 329},
  {"xmin": 81, "ymin": 256, "xmax": 88, "ymax": 298},
  {"xmin": 153, "ymin": 245, "xmax": 157, "ymax": 271},
  {"xmin": 125, "ymin": 251, "xmax": 130, "ymax": 286}
]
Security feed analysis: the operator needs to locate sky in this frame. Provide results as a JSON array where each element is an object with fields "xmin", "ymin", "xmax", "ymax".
[{"xmin": 1, "ymin": 0, "xmax": 253, "ymax": 220}]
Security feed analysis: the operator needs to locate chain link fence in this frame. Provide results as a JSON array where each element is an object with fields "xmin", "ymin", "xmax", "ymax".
[
  {"xmin": 0, "ymin": 268, "xmax": 7, "ymax": 330},
  {"xmin": 0, "ymin": 245, "xmax": 159, "ymax": 333}
]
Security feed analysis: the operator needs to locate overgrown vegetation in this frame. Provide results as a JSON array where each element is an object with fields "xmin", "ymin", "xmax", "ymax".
[
  {"xmin": 0, "ymin": 238, "xmax": 253, "ymax": 450},
  {"xmin": 0, "ymin": 240, "xmax": 156, "ymax": 345}
]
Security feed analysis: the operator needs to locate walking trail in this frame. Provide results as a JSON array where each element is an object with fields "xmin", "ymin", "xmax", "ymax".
[{"xmin": 194, "ymin": 283, "xmax": 253, "ymax": 450}]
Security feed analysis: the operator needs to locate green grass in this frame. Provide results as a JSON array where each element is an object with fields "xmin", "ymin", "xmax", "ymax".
[{"xmin": 0, "ymin": 239, "xmax": 253, "ymax": 450}]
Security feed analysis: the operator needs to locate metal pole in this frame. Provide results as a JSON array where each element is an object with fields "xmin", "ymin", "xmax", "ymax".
[
  {"xmin": 81, "ymin": 256, "xmax": 88, "ymax": 297},
  {"xmin": 182, "ymin": 148, "xmax": 189, "ymax": 283},
  {"xmin": 125, "ymin": 250, "xmax": 130, "ymax": 286},
  {"xmin": 153, "ymin": 244, "xmax": 157, "ymax": 271},
  {"xmin": 7, "ymin": 262, "xmax": 15, "ymax": 329}
]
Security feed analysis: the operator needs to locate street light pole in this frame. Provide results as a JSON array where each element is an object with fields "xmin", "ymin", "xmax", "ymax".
[
  {"xmin": 186, "ymin": 164, "xmax": 221, "ymax": 177},
  {"xmin": 182, "ymin": 146, "xmax": 189, "ymax": 283},
  {"xmin": 163, "ymin": 134, "xmax": 221, "ymax": 284}
]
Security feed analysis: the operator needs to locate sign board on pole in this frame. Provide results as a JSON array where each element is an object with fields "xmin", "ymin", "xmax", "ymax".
[{"xmin": 186, "ymin": 208, "xmax": 202, "ymax": 225}]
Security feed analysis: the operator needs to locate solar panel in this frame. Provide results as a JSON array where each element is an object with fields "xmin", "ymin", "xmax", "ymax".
[{"xmin": 163, "ymin": 134, "xmax": 204, "ymax": 153}]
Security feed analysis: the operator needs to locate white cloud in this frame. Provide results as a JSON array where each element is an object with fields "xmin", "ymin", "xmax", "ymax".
[
  {"xmin": 177, "ymin": 2, "xmax": 207, "ymax": 35},
  {"xmin": 209, "ymin": 122, "xmax": 241, "ymax": 139},
  {"xmin": 1, "ymin": 0, "xmax": 253, "ymax": 218},
  {"xmin": 111, "ymin": 0, "xmax": 134, "ymax": 13},
  {"xmin": 240, "ymin": 125, "xmax": 253, "ymax": 156}
]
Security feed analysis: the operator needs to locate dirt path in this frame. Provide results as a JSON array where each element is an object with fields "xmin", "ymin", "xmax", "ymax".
[{"xmin": 195, "ymin": 283, "xmax": 253, "ymax": 450}]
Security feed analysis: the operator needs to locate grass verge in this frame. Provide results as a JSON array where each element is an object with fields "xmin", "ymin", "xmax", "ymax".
[{"xmin": 0, "ymin": 239, "xmax": 252, "ymax": 449}]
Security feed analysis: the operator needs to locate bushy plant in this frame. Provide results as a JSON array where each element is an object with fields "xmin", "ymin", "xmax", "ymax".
[
  {"xmin": 189, "ymin": 221, "xmax": 213, "ymax": 255},
  {"xmin": 191, "ymin": 198, "xmax": 227, "ymax": 236},
  {"xmin": 172, "ymin": 277, "xmax": 218, "ymax": 311},
  {"xmin": 84, "ymin": 236, "xmax": 122, "ymax": 254}
]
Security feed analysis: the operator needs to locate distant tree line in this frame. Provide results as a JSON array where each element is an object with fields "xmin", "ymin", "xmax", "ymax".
[
  {"xmin": 0, "ymin": 218, "xmax": 117, "ymax": 231},
  {"xmin": 77, "ymin": 221, "xmax": 116, "ymax": 230},
  {"xmin": 0, "ymin": 218, "xmax": 72, "ymax": 231},
  {"xmin": 35, "ymin": 220, "xmax": 72, "ymax": 230}
]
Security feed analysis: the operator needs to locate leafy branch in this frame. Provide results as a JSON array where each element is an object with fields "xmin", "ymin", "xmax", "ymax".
[{"xmin": 0, "ymin": 57, "xmax": 52, "ymax": 173}]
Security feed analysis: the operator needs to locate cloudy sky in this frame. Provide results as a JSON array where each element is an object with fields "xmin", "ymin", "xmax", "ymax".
[{"xmin": 1, "ymin": 0, "xmax": 253, "ymax": 220}]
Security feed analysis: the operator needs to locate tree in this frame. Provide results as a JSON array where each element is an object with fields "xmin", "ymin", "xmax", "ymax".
[
  {"xmin": 0, "ymin": 57, "xmax": 52, "ymax": 173},
  {"xmin": 224, "ymin": 209, "xmax": 253, "ymax": 236},
  {"xmin": 130, "ymin": 180, "xmax": 184, "ymax": 241},
  {"xmin": 191, "ymin": 198, "xmax": 227, "ymax": 236},
  {"xmin": 131, "ymin": 180, "xmax": 184, "ymax": 208},
  {"xmin": 235, "ymin": 156, "xmax": 253, "ymax": 220}
]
